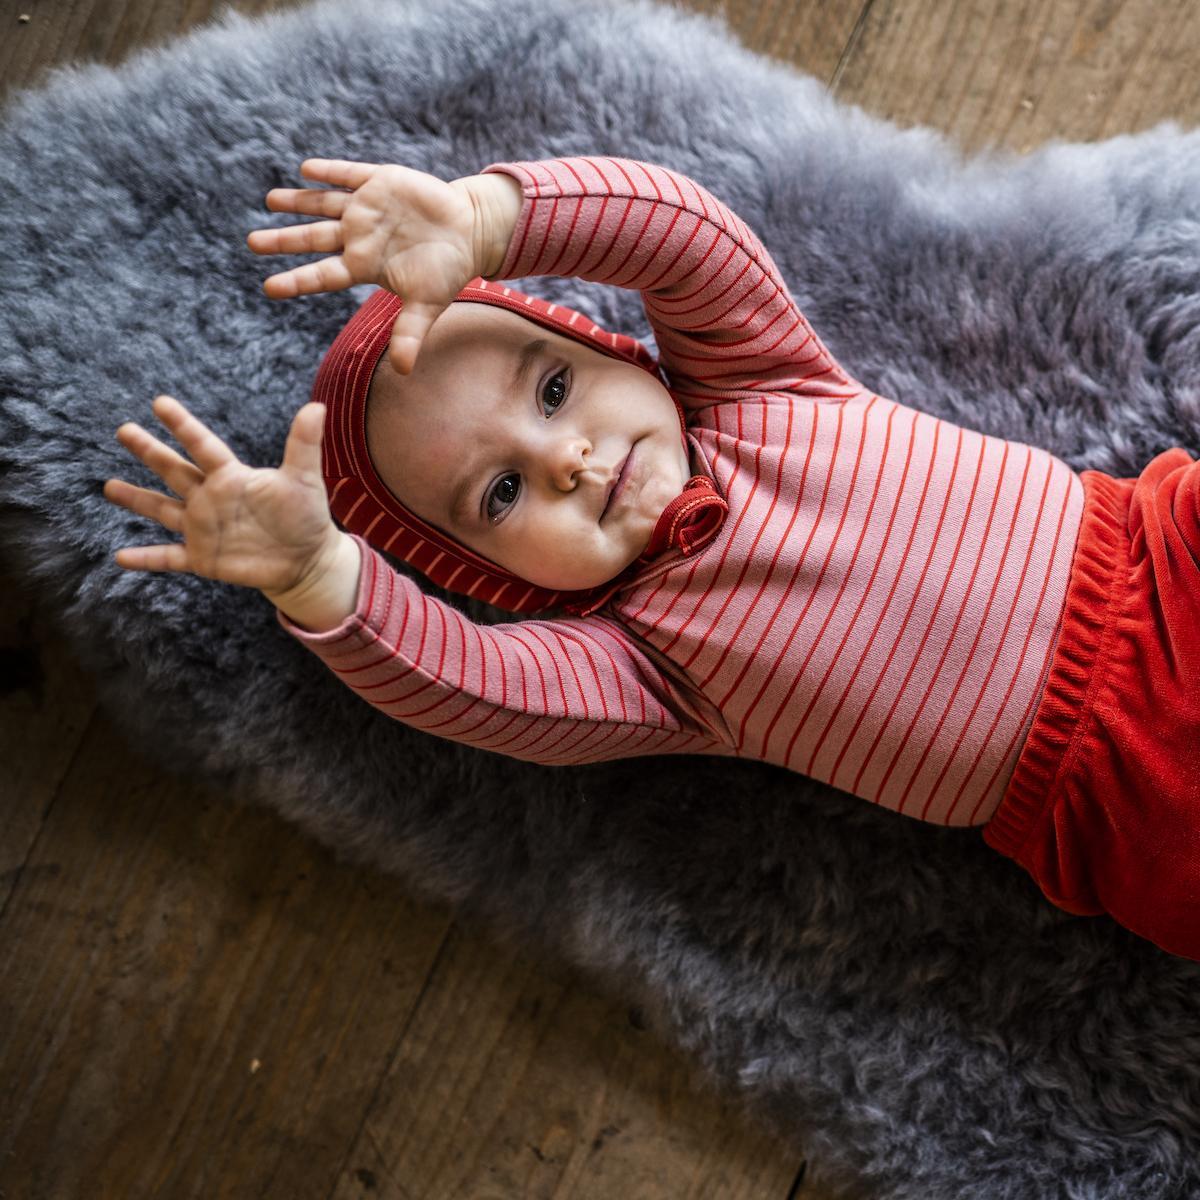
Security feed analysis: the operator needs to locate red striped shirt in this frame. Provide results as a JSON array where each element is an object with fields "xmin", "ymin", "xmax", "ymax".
[{"xmin": 279, "ymin": 156, "xmax": 1082, "ymax": 827}]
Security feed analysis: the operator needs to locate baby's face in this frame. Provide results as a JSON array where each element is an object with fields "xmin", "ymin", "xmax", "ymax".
[{"xmin": 365, "ymin": 302, "xmax": 691, "ymax": 591}]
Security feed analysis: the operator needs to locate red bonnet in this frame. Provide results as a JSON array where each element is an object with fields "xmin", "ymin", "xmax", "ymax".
[{"xmin": 313, "ymin": 280, "xmax": 726, "ymax": 616}]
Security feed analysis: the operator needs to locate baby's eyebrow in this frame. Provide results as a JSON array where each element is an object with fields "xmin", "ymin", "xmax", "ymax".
[
  {"xmin": 449, "ymin": 469, "xmax": 479, "ymax": 526},
  {"xmin": 446, "ymin": 337, "xmax": 549, "ymax": 527},
  {"xmin": 510, "ymin": 337, "xmax": 548, "ymax": 395}
]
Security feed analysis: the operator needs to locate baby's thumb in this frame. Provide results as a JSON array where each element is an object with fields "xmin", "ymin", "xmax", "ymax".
[
  {"xmin": 387, "ymin": 300, "xmax": 444, "ymax": 375},
  {"xmin": 281, "ymin": 402, "xmax": 327, "ymax": 481}
]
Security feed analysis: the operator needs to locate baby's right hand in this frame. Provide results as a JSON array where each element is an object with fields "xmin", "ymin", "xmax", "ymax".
[
  {"xmin": 247, "ymin": 159, "xmax": 484, "ymax": 375},
  {"xmin": 103, "ymin": 394, "xmax": 342, "ymax": 597}
]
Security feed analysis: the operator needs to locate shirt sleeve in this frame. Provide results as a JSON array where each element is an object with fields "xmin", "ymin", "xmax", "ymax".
[
  {"xmin": 480, "ymin": 155, "xmax": 865, "ymax": 407},
  {"xmin": 276, "ymin": 535, "xmax": 734, "ymax": 766}
]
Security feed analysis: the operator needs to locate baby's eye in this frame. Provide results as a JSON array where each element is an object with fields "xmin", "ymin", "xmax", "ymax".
[
  {"xmin": 486, "ymin": 474, "xmax": 520, "ymax": 523},
  {"xmin": 541, "ymin": 368, "xmax": 569, "ymax": 414},
  {"xmin": 483, "ymin": 370, "xmax": 569, "ymax": 524}
]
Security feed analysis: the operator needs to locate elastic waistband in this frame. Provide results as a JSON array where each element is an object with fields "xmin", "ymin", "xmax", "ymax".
[{"xmin": 982, "ymin": 469, "xmax": 1134, "ymax": 860}]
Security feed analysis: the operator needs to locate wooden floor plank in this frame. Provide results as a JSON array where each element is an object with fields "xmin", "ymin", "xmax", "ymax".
[
  {"xmin": 683, "ymin": 0, "xmax": 867, "ymax": 85},
  {"xmin": 0, "ymin": 584, "xmax": 96, "ymax": 902},
  {"xmin": 832, "ymin": 0, "xmax": 1200, "ymax": 153},
  {"xmin": 0, "ymin": 705, "xmax": 454, "ymax": 1199},
  {"xmin": 0, "ymin": 0, "xmax": 311, "ymax": 105},
  {"xmin": 330, "ymin": 923, "xmax": 796, "ymax": 1200}
]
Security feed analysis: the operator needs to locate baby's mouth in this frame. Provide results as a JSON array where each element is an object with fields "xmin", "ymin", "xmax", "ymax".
[{"xmin": 601, "ymin": 447, "xmax": 634, "ymax": 521}]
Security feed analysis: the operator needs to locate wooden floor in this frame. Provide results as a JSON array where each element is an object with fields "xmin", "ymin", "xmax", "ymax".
[{"xmin": 3, "ymin": 1, "xmax": 1199, "ymax": 1197}]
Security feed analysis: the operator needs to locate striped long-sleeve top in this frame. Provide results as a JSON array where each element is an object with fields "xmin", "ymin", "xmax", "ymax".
[{"xmin": 278, "ymin": 156, "xmax": 1084, "ymax": 827}]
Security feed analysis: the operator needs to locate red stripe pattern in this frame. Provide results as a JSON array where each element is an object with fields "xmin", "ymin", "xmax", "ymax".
[{"xmin": 279, "ymin": 156, "xmax": 1083, "ymax": 827}]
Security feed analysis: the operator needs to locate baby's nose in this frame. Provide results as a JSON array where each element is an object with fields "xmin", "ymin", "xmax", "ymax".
[{"xmin": 549, "ymin": 437, "xmax": 592, "ymax": 490}]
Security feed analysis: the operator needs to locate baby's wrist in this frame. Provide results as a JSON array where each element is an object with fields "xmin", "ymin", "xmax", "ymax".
[
  {"xmin": 452, "ymin": 172, "xmax": 523, "ymax": 279},
  {"xmin": 264, "ymin": 531, "xmax": 362, "ymax": 633}
]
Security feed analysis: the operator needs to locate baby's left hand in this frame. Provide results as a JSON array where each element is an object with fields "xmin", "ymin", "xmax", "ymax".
[{"xmin": 247, "ymin": 158, "xmax": 484, "ymax": 374}]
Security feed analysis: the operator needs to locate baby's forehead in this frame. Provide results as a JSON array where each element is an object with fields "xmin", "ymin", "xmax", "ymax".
[
  {"xmin": 369, "ymin": 304, "xmax": 549, "ymax": 408},
  {"xmin": 447, "ymin": 300, "xmax": 606, "ymax": 358},
  {"xmin": 418, "ymin": 303, "xmax": 584, "ymax": 384},
  {"xmin": 444, "ymin": 300, "xmax": 542, "ymax": 343}
]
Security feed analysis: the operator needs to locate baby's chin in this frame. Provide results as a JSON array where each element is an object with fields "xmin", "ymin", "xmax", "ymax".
[
  {"xmin": 520, "ymin": 560, "xmax": 638, "ymax": 593},
  {"xmin": 508, "ymin": 540, "xmax": 649, "ymax": 593}
]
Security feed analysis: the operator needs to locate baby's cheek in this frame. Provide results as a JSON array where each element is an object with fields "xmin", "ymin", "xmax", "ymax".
[
  {"xmin": 574, "ymin": 525, "xmax": 616, "ymax": 571},
  {"xmin": 614, "ymin": 517, "xmax": 654, "ymax": 568},
  {"xmin": 539, "ymin": 536, "xmax": 616, "ymax": 590},
  {"xmin": 553, "ymin": 523, "xmax": 604, "ymax": 568}
]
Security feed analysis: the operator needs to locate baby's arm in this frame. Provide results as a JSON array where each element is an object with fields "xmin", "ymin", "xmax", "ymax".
[
  {"xmin": 104, "ymin": 394, "xmax": 730, "ymax": 767},
  {"xmin": 248, "ymin": 155, "xmax": 861, "ymax": 405},
  {"xmin": 276, "ymin": 534, "xmax": 733, "ymax": 766},
  {"xmin": 478, "ymin": 156, "xmax": 866, "ymax": 407}
]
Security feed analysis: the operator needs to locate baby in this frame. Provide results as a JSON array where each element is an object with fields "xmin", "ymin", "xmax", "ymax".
[{"xmin": 103, "ymin": 155, "xmax": 1200, "ymax": 962}]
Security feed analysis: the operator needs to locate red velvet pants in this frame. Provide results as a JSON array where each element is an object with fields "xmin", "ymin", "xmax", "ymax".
[{"xmin": 984, "ymin": 448, "xmax": 1200, "ymax": 960}]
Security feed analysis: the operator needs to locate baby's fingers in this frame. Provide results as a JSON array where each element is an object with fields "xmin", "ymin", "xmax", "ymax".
[
  {"xmin": 264, "ymin": 187, "xmax": 350, "ymax": 219},
  {"xmin": 149, "ymin": 395, "xmax": 237, "ymax": 476},
  {"xmin": 103, "ymin": 477, "xmax": 185, "ymax": 534},
  {"xmin": 113, "ymin": 542, "xmax": 191, "ymax": 574},
  {"xmin": 299, "ymin": 158, "xmax": 382, "ymax": 189},
  {"xmin": 279, "ymin": 402, "xmax": 327, "ymax": 482},
  {"xmin": 247, "ymin": 220, "xmax": 344, "ymax": 258},
  {"xmin": 386, "ymin": 299, "xmax": 448, "ymax": 375},
  {"xmin": 262, "ymin": 256, "xmax": 356, "ymax": 300},
  {"xmin": 115, "ymin": 416, "xmax": 205, "ymax": 497}
]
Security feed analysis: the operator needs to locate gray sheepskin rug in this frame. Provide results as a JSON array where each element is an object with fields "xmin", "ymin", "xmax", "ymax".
[{"xmin": 3, "ymin": 0, "xmax": 1200, "ymax": 1195}]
